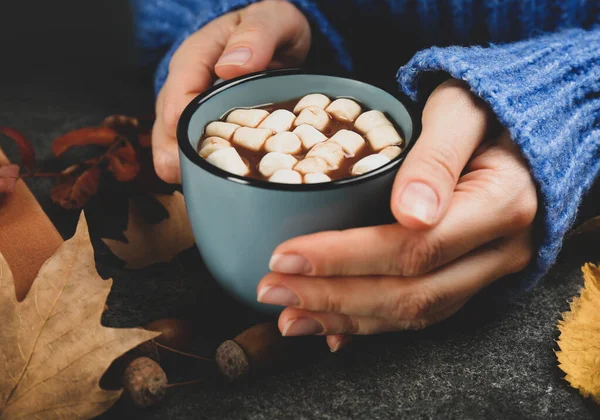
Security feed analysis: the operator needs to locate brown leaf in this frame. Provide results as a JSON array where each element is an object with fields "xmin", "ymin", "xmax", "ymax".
[
  {"xmin": 51, "ymin": 166, "xmax": 101, "ymax": 209},
  {"xmin": 105, "ymin": 140, "xmax": 140, "ymax": 182},
  {"xmin": 556, "ymin": 263, "xmax": 600, "ymax": 404},
  {"xmin": 0, "ymin": 214, "xmax": 159, "ymax": 419},
  {"xmin": 0, "ymin": 164, "xmax": 19, "ymax": 193},
  {"xmin": 52, "ymin": 127, "xmax": 117, "ymax": 157},
  {"xmin": 102, "ymin": 115, "xmax": 140, "ymax": 132},
  {"xmin": 102, "ymin": 192, "xmax": 195, "ymax": 269},
  {"xmin": 139, "ymin": 132, "xmax": 152, "ymax": 148},
  {"xmin": 0, "ymin": 126, "xmax": 36, "ymax": 172}
]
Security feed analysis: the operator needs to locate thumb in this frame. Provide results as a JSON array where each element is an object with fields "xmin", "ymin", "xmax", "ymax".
[
  {"xmin": 215, "ymin": 1, "xmax": 310, "ymax": 79},
  {"xmin": 391, "ymin": 80, "xmax": 492, "ymax": 229}
]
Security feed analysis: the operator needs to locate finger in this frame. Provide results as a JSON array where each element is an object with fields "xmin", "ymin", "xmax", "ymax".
[
  {"xmin": 391, "ymin": 79, "xmax": 493, "ymax": 229},
  {"xmin": 214, "ymin": 1, "xmax": 310, "ymax": 79},
  {"xmin": 279, "ymin": 296, "xmax": 471, "ymax": 336},
  {"xmin": 259, "ymin": 232, "xmax": 533, "ymax": 318},
  {"xmin": 269, "ymin": 176, "xmax": 530, "ymax": 278},
  {"xmin": 326, "ymin": 334, "xmax": 353, "ymax": 352}
]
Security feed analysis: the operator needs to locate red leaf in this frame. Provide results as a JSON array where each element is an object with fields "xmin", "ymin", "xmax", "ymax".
[
  {"xmin": 52, "ymin": 127, "xmax": 117, "ymax": 157},
  {"xmin": 105, "ymin": 140, "xmax": 140, "ymax": 182},
  {"xmin": 0, "ymin": 127, "xmax": 36, "ymax": 172},
  {"xmin": 0, "ymin": 164, "xmax": 19, "ymax": 193},
  {"xmin": 51, "ymin": 166, "xmax": 101, "ymax": 209}
]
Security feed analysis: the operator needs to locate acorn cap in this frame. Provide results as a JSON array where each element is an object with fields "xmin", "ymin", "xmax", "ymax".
[
  {"xmin": 123, "ymin": 357, "xmax": 168, "ymax": 408},
  {"xmin": 215, "ymin": 340, "xmax": 250, "ymax": 382}
]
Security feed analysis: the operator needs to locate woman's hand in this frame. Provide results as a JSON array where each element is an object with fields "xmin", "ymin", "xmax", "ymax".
[
  {"xmin": 153, "ymin": 0, "xmax": 311, "ymax": 183},
  {"xmin": 256, "ymin": 79, "xmax": 538, "ymax": 351}
]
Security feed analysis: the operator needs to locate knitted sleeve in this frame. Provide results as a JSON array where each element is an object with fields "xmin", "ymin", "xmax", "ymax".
[
  {"xmin": 396, "ymin": 27, "xmax": 600, "ymax": 289},
  {"xmin": 128, "ymin": 0, "xmax": 353, "ymax": 96}
]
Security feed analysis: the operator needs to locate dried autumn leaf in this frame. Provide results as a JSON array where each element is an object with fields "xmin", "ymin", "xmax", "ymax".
[
  {"xmin": 101, "ymin": 192, "xmax": 195, "ymax": 269},
  {"xmin": 52, "ymin": 127, "xmax": 117, "ymax": 157},
  {"xmin": 0, "ymin": 164, "xmax": 19, "ymax": 193},
  {"xmin": 0, "ymin": 214, "xmax": 159, "ymax": 419},
  {"xmin": 556, "ymin": 263, "xmax": 600, "ymax": 404},
  {"xmin": 105, "ymin": 140, "xmax": 140, "ymax": 182},
  {"xmin": 0, "ymin": 126, "xmax": 35, "ymax": 172},
  {"xmin": 51, "ymin": 166, "xmax": 101, "ymax": 209}
]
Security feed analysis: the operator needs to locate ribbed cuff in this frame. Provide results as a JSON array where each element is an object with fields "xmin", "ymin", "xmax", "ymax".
[{"xmin": 396, "ymin": 27, "xmax": 600, "ymax": 290}]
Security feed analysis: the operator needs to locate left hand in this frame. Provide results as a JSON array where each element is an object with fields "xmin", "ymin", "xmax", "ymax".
[{"xmin": 256, "ymin": 79, "xmax": 538, "ymax": 352}]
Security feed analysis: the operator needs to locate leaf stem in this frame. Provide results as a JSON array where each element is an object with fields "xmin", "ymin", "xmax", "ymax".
[
  {"xmin": 166, "ymin": 379, "xmax": 205, "ymax": 388},
  {"xmin": 153, "ymin": 341, "xmax": 214, "ymax": 362}
]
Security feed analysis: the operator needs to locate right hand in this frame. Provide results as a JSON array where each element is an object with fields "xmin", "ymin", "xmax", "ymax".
[{"xmin": 152, "ymin": 0, "xmax": 311, "ymax": 184}]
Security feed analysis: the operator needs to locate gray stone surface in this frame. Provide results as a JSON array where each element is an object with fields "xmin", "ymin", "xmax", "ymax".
[{"xmin": 2, "ymin": 3, "xmax": 600, "ymax": 419}]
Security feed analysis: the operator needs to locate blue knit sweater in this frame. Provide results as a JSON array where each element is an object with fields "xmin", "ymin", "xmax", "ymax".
[{"xmin": 129, "ymin": 0, "xmax": 600, "ymax": 290}]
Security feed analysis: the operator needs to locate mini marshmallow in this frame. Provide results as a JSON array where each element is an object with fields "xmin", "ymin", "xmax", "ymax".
[
  {"xmin": 329, "ymin": 129, "xmax": 365, "ymax": 157},
  {"xmin": 258, "ymin": 109, "xmax": 296, "ymax": 133},
  {"xmin": 205, "ymin": 121, "xmax": 240, "ymax": 140},
  {"xmin": 259, "ymin": 152, "xmax": 298, "ymax": 177},
  {"xmin": 293, "ymin": 124, "xmax": 328, "ymax": 149},
  {"xmin": 379, "ymin": 145, "xmax": 402, "ymax": 160},
  {"xmin": 293, "ymin": 106, "xmax": 331, "ymax": 132},
  {"xmin": 365, "ymin": 125, "xmax": 404, "ymax": 151},
  {"xmin": 198, "ymin": 137, "xmax": 230, "ymax": 158},
  {"xmin": 306, "ymin": 141, "xmax": 345, "ymax": 169},
  {"xmin": 326, "ymin": 98, "xmax": 362, "ymax": 122},
  {"xmin": 226, "ymin": 109, "xmax": 269, "ymax": 127},
  {"xmin": 294, "ymin": 156, "xmax": 331, "ymax": 175},
  {"xmin": 293, "ymin": 94, "xmax": 331, "ymax": 114},
  {"xmin": 205, "ymin": 147, "xmax": 249, "ymax": 176},
  {"xmin": 232, "ymin": 127, "xmax": 273, "ymax": 151},
  {"xmin": 269, "ymin": 169, "xmax": 302, "ymax": 184},
  {"xmin": 264, "ymin": 132, "xmax": 302, "ymax": 154},
  {"xmin": 304, "ymin": 173, "xmax": 331, "ymax": 184},
  {"xmin": 351, "ymin": 154, "xmax": 391, "ymax": 176},
  {"xmin": 354, "ymin": 110, "xmax": 392, "ymax": 134}
]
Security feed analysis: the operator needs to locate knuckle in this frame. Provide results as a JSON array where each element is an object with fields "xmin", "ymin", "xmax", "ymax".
[
  {"xmin": 506, "ymin": 239, "xmax": 534, "ymax": 274},
  {"xmin": 401, "ymin": 236, "xmax": 443, "ymax": 276},
  {"xmin": 345, "ymin": 316, "xmax": 360, "ymax": 335},
  {"xmin": 391, "ymin": 286, "xmax": 441, "ymax": 321},
  {"xmin": 322, "ymin": 292, "xmax": 342, "ymax": 314},
  {"xmin": 509, "ymin": 190, "xmax": 538, "ymax": 229},
  {"xmin": 420, "ymin": 144, "xmax": 461, "ymax": 186}
]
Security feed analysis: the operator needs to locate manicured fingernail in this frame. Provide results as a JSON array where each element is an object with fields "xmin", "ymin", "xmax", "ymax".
[
  {"xmin": 269, "ymin": 254, "xmax": 312, "ymax": 274},
  {"xmin": 257, "ymin": 286, "xmax": 299, "ymax": 306},
  {"xmin": 398, "ymin": 182, "xmax": 439, "ymax": 224},
  {"xmin": 215, "ymin": 48, "xmax": 252, "ymax": 67},
  {"xmin": 330, "ymin": 339, "xmax": 343, "ymax": 353},
  {"xmin": 282, "ymin": 318, "xmax": 323, "ymax": 336}
]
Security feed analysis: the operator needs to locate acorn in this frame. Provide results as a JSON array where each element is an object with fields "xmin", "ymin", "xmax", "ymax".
[
  {"xmin": 144, "ymin": 318, "xmax": 194, "ymax": 352},
  {"xmin": 215, "ymin": 322, "xmax": 321, "ymax": 382},
  {"xmin": 122, "ymin": 357, "xmax": 168, "ymax": 408}
]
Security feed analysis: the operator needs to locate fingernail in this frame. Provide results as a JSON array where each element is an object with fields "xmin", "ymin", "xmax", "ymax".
[
  {"xmin": 257, "ymin": 286, "xmax": 299, "ymax": 306},
  {"xmin": 330, "ymin": 339, "xmax": 343, "ymax": 353},
  {"xmin": 269, "ymin": 254, "xmax": 312, "ymax": 274},
  {"xmin": 398, "ymin": 182, "xmax": 439, "ymax": 224},
  {"xmin": 215, "ymin": 48, "xmax": 252, "ymax": 67},
  {"xmin": 282, "ymin": 318, "xmax": 323, "ymax": 336}
]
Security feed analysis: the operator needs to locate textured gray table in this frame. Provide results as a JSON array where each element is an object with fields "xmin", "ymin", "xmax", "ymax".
[{"xmin": 2, "ymin": 4, "xmax": 600, "ymax": 419}]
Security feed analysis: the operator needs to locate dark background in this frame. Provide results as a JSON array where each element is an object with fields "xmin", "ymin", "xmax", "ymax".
[{"xmin": 2, "ymin": 2, "xmax": 600, "ymax": 419}]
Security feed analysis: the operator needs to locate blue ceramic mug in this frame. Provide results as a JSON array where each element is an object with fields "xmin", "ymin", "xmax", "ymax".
[{"xmin": 178, "ymin": 69, "xmax": 419, "ymax": 314}]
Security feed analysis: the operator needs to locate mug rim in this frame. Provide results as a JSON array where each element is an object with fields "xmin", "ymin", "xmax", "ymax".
[{"xmin": 177, "ymin": 68, "xmax": 420, "ymax": 191}]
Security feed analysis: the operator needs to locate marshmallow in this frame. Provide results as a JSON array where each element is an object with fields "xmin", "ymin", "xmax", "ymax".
[
  {"xmin": 258, "ymin": 152, "xmax": 298, "ymax": 177},
  {"xmin": 293, "ymin": 124, "xmax": 328, "ymax": 149},
  {"xmin": 264, "ymin": 132, "xmax": 302, "ymax": 154},
  {"xmin": 304, "ymin": 173, "xmax": 331, "ymax": 184},
  {"xmin": 293, "ymin": 106, "xmax": 331, "ymax": 132},
  {"xmin": 326, "ymin": 98, "xmax": 362, "ymax": 122},
  {"xmin": 205, "ymin": 147, "xmax": 249, "ymax": 176},
  {"xmin": 329, "ymin": 129, "xmax": 365, "ymax": 157},
  {"xmin": 269, "ymin": 169, "xmax": 302, "ymax": 184},
  {"xmin": 198, "ymin": 137, "xmax": 231, "ymax": 158},
  {"xmin": 226, "ymin": 109, "xmax": 269, "ymax": 127},
  {"xmin": 258, "ymin": 109, "xmax": 296, "ymax": 133},
  {"xmin": 205, "ymin": 121, "xmax": 240, "ymax": 140},
  {"xmin": 351, "ymin": 154, "xmax": 391, "ymax": 176},
  {"xmin": 379, "ymin": 145, "xmax": 402, "ymax": 160},
  {"xmin": 306, "ymin": 141, "xmax": 345, "ymax": 169},
  {"xmin": 294, "ymin": 156, "xmax": 331, "ymax": 175},
  {"xmin": 232, "ymin": 127, "xmax": 273, "ymax": 151},
  {"xmin": 354, "ymin": 110, "xmax": 392, "ymax": 134},
  {"xmin": 365, "ymin": 125, "xmax": 404, "ymax": 151},
  {"xmin": 293, "ymin": 94, "xmax": 331, "ymax": 114}
]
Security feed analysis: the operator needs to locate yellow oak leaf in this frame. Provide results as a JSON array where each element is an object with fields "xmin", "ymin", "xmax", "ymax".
[
  {"xmin": 101, "ymin": 191, "xmax": 195, "ymax": 269},
  {"xmin": 0, "ymin": 214, "xmax": 159, "ymax": 419},
  {"xmin": 556, "ymin": 263, "xmax": 600, "ymax": 404}
]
